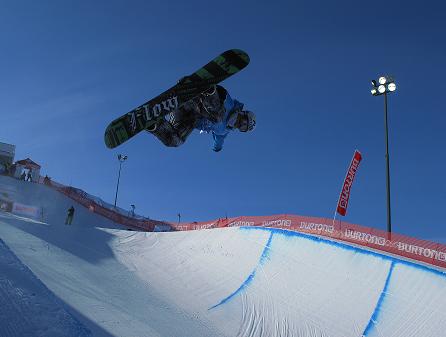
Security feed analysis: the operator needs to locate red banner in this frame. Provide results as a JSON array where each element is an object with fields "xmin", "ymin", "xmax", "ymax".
[{"xmin": 337, "ymin": 150, "xmax": 362, "ymax": 216}]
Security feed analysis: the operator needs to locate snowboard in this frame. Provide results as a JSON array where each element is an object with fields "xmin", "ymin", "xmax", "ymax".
[{"xmin": 104, "ymin": 49, "xmax": 250, "ymax": 149}]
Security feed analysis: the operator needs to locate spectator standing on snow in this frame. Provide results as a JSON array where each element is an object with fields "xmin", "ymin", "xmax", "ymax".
[
  {"xmin": 65, "ymin": 206, "xmax": 75, "ymax": 225},
  {"xmin": 43, "ymin": 175, "xmax": 52, "ymax": 186}
]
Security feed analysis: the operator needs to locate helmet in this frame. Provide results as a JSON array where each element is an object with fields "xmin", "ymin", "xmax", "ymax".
[{"xmin": 237, "ymin": 110, "xmax": 256, "ymax": 132}]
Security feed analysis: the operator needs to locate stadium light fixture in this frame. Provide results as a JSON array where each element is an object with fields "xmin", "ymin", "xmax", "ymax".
[{"xmin": 371, "ymin": 76, "xmax": 396, "ymax": 96}]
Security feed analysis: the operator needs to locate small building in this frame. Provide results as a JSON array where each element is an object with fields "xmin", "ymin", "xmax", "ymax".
[
  {"xmin": 0, "ymin": 142, "xmax": 15, "ymax": 174},
  {"xmin": 14, "ymin": 158, "xmax": 41, "ymax": 182}
]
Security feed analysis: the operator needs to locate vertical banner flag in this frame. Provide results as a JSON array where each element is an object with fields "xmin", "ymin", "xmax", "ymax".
[{"xmin": 336, "ymin": 150, "xmax": 362, "ymax": 216}]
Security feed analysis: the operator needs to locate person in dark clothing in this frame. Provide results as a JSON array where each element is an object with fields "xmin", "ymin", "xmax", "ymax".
[
  {"xmin": 65, "ymin": 206, "xmax": 75, "ymax": 225},
  {"xmin": 43, "ymin": 175, "xmax": 52, "ymax": 186},
  {"xmin": 4, "ymin": 162, "xmax": 11, "ymax": 176}
]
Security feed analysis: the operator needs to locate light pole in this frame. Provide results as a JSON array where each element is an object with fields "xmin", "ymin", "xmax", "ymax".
[
  {"xmin": 371, "ymin": 76, "xmax": 396, "ymax": 234},
  {"xmin": 114, "ymin": 154, "xmax": 128, "ymax": 208}
]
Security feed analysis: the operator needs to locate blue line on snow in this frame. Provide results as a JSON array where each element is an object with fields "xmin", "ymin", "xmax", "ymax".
[
  {"xmin": 239, "ymin": 226, "xmax": 446, "ymax": 277},
  {"xmin": 362, "ymin": 261, "xmax": 395, "ymax": 336},
  {"xmin": 208, "ymin": 231, "xmax": 274, "ymax": 310}
]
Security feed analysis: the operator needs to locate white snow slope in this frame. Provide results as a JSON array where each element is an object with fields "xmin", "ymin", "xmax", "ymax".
[{"xmin": 1, "ymin": 174, "xmax": 446, "ymax": 337}]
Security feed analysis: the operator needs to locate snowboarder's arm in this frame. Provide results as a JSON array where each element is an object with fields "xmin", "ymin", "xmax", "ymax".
[{"xmin": 212, "ymin": 132, "xmax": 227, "ymax": 152}]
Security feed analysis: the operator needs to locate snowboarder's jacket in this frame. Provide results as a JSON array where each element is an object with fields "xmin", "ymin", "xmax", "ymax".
[{"xmin": 195, "ymin": 88, "xmax": 244, "ymax": 152}]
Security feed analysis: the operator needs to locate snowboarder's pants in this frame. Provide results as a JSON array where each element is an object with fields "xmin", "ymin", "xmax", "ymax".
[
  {"xmin": 149, "ymin": 103, "xmax": 197, "ymax": 147},
  {"xmin": 148, "ymin": 90, "xmax": 225, "ymax": 147}
]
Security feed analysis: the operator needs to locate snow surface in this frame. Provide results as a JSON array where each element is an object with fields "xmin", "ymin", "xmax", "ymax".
[{"xmin": 1, "ymin": 174, "xmax": 446, "ymax": 337}]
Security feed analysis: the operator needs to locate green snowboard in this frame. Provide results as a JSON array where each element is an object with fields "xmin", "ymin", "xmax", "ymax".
[{"xmin": 104, "ymin": 49, "xmax": 250, "ymax": 149}]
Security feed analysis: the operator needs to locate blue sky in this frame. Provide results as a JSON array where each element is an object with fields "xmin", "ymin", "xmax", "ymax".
[{"xmin": 1, "ymin": 1, "xmax": 445, "ymax": 242}]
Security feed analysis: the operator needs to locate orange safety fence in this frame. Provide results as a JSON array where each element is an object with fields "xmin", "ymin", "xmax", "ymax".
[
  {"xmin": 172, "ymin": 214, "xmax": 446, "ymax": 270},
  {"xmin": 38, "ymin": 175, "xmax": 163, "ymax": 231},
  {"xmin": 37, "ymin": 175, "xmax": 446, "ymax": 269}
]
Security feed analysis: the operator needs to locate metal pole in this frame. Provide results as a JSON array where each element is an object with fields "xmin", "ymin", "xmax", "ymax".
[
  {"xmin": 384, "ymin": 92, "xmax": 392, "ymax": 234},
  {"xmin": 114, "ymin": 161, "xmax": 122, "ymax": 208}
]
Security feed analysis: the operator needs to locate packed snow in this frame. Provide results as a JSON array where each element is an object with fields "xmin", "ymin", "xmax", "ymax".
[{"xmin": 1, "ymin": 174, "xmax": 446, "ymax": 337}]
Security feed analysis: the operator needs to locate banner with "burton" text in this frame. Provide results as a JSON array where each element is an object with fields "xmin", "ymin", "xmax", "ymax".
[{"xmin": 337, "ymin": 150, "xmax": 362, "ymax": 216}]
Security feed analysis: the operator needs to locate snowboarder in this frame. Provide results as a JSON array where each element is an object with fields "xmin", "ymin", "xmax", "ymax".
[
  {"xmin": 65, "ymin": 206, "xmax": 75, "ymax": 225},
  {"xmin": 104, "ymin": 49, "xmax": 251, "ymax": 149},
  {"xmin": 146, "ymin": 85, "xmax": 255, "ymax": 152}
]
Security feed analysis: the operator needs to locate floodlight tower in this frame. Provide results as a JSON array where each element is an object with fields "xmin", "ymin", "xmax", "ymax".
[
  {"xmin": 371, "ymin": 76, "xmax": 397, "ymax": 235},
  {"xmin": 114, "ymin": 154, "xmax": 128, "ymax": 208}
]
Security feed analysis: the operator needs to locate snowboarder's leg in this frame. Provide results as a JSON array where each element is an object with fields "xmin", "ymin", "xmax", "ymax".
[
  {"xmin": 197, "ymin": 85, "xmax": 226, "ymax": 122},
  {"xmin": 147, "ymin": 104, "xmax": 197, "ymax": 147}
]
